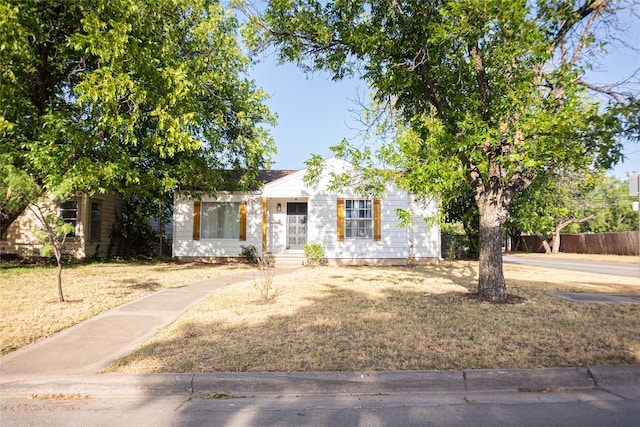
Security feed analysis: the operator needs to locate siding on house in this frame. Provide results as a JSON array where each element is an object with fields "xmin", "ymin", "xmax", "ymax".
[
  {"xmin": 302, "ymin": 158, "xmax": 440, "ymax": 263},
  {"xmin": 172, "ymin": 192, "xmax": 263, "ymax": 259},
  {"xmin": 407, "ymin": 194, "xmax": 441, "ymax": 260},
  {"xmin": 0, "ymin": 193, "xmax": 124, "ymax": 259},
  {"xmin": 306, "ymin": 188, "xmax": 439, "ymax": 263}
]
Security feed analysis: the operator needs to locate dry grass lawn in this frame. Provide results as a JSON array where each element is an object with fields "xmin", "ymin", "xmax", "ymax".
[
  {"xmin": 0, "ymin": 261, "xmax": 252, "ymax": 355},
  {"xmin": 106, "ymin": 260, "xmax": 640, "ymax": 373}
]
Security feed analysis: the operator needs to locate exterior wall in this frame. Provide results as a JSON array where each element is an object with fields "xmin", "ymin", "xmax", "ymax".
[
  {"xmin": 303, "ymin": 158, "xmax": 441, "ymax": 263},
  {"xmin": 306, "ymin": 189, "xmax": 440, "ymax": 263},
  {"xmin": 407, "ymin": 194, "xmax": 441, "ymax": 260},
  {"xmin": 0, "ymin": 193, "xmax": 123, "ymax": 259},
  {"xmin": 82, "ymin": 194, "xmax": 125, "ymax": 258},
  {"xmin": 264, "ymin": 198, "xmax": 307, "ymax": 254},
  {"xmin": 261, "ymin": 170, "xmax": 311, "ymax": 254},
  {"xmin": 172, "ymin": 193, "xmax": 262, "ymax": 258},
  {"xmin": 173, "ymin": 157, "xmax": 442, "ymax": 263}
]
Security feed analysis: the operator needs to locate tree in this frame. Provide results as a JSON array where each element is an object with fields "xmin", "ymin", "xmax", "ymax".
[
  {"xmin": 510, "ymin": 172, "xmax": 637, "ymax": 253},
  {"xmin": 510, "ymin": 169, "xmax": 601, "ymax": 254},
  {"xmin": 578, "ymin": 175, "xmax": 637, "ymax": 233},
  {"xmin": 1, "ymin": 0, "xmax": 274, "ymax": 298},
  {"xmin": 30, "ymin": 201, "xmax": 75, "ymax": 302},
  {"xmin": 253, "ymin": 0, "xmax": 639, "ymax": 301}
]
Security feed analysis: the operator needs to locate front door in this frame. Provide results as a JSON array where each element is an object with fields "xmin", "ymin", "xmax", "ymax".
[{"xmin": 286, "ymin": 203, "xmax": 307, "ymax": 248}]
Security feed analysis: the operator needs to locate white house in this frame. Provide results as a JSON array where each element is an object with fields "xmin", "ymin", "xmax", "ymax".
[{"xmin": 172, "ymin": 157, "xmax": 441, "ymax": 265}]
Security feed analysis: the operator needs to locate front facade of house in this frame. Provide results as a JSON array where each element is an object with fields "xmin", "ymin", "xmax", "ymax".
[
  {"xmin": 173, "ymin": 158, "xmax": 441, "ymax": 265},
  {"xmin": 0, "ymin": 193, "xmax": 124, "ymax": 259}
]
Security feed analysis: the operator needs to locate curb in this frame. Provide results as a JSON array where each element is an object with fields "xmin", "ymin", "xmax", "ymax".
[{"xmin": 1, "ymin": 365, "xmax": 638, "ymax": 399}]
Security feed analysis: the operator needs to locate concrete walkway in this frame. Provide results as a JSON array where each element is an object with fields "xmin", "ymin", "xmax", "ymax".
[{"xmin": 0, "ymin": 267, "xmax": 296, "ymax": 377}]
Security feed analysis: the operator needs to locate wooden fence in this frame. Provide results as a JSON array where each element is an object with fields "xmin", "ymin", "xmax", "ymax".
[{"xmin": 518, "ymin": 231, "xmax": 639, "ymax": 256}]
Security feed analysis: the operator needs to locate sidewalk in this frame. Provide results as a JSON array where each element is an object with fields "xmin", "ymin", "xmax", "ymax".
[
  {"xmin": 1, "ymin": 366, "xmax": 639, "ymax": 400},
  {"xmin": 0, "ymin": 267, "xmax": 297, "ymax": 377}
]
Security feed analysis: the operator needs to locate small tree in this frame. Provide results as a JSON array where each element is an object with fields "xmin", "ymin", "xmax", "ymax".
[
  {"xmin": 253, "ymin": 252, "xmax": 275, "ymax": 301},
  {"xmin": 29, "ymin": 200, "xmax": 75, "ymax": 302}
]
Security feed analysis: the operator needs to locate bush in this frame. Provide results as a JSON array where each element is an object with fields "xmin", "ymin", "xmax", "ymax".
[
  {"xmin": 442, "ymin": 233, "xmax": 476, "ymax": 259},
  {"xmin": 239, "ymin": 245, "xmax": 258, "ymax": 264},
  {"xmin": 303, "ymin": 243, "xmax": 327, "ymax": 266}
]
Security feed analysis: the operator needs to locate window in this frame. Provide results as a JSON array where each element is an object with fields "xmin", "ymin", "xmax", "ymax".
[
  {"xmin": 90, "ymin": 201, "xmax": 101, "ymax": 241},
  {"xmin": 345, "ymin": 199, "xmax": 373, "ymax": 239},
  {"xmin": 200, "ymin": 202, "xmax": 240, "ymax": 239},
  {"xmin": 59, "ymin": 200, "xmax": 78, "ymax": 238}
]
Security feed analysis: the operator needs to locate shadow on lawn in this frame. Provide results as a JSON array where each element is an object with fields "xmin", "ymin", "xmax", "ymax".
[{"xmin": 126, "ymin": 281, "xmax": 163, "ymax": 292}]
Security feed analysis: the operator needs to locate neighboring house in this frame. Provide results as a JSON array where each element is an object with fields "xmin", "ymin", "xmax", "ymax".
[
  {"xmin": 173, "ymin": 157, "xmax": 441, "ymax": 265},
  {"xmin": 0, "ymin": 193, "xmax": 124, "ymax": 259}
]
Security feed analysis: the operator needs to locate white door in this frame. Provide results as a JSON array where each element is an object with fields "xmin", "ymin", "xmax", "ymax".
[{"xmin": 286, "ymin": 203, "xmax": 307, "ymax": 248}]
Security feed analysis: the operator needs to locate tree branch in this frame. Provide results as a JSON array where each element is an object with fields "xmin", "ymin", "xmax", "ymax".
[
  {"xmin": 468, "ymin": 42, "xmax": 491, "ymax": 122},
  {"xmin": 550, "ymin": 0, "xmax": 609, "ymax": 55},
  {"xmin": 575, "ymin": 78, "xmax": 626, "ymax": 105},
  {"xmin": 568, "ymin": 7, "xmax": 599, "ymax": 66},
  {"xmin": 460, "ymin": 153, "xmax": 486, "ymax": 202}
]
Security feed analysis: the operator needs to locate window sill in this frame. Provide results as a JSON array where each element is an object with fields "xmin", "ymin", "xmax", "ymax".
[{"xmin": 198, "ymin": 238, "xmax": 241, "ymax": 241}]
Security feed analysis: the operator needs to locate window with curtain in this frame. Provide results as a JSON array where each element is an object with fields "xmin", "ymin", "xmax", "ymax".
[
  {"xmin": 345, "ymin": 199, "xmax": 373, "ymax": 239},
  {"xmin": 200, "ymin": 202, "xmax": 239, "ymax": 239}
]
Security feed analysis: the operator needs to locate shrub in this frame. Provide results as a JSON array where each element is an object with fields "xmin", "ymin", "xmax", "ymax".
[
  {"xmin": 303, "ymin": 243, "xmax": 327, "ymax": 266},
  {"xmin": 239, "ymin": 245, "xmax": 258, "ymax": 264}
]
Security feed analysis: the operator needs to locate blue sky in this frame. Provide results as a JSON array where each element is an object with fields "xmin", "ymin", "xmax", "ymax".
[{"xmin": 249, "ymin": 16, "xmax": 639, "ymax": 181}]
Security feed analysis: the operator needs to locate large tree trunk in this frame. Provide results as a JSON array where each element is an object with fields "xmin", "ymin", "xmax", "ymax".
[{"xmin": 477, "ymin": 200, "xmax": 508, "ymax": 302}]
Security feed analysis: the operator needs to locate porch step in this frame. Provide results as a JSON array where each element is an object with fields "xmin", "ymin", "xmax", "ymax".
[{"xmin": 272, "ymin": 253, "xmax": 305, "ymax": 267}]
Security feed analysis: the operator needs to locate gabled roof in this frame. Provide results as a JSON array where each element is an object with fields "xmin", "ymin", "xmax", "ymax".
[
  {"xmin": 260, "ymin": 157, "xmax": 356, "ymax": 197},
  {"xmin": 257, "ymin": 170, "xmax": 299, "ymax": 183}
]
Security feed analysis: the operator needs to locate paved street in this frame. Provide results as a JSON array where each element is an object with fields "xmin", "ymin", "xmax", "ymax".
[
  {"xmin": 503, "ymin": 255, "xmax": 640, "ymax": 278},
  {"xmin": 2, "ymin": 389, "xmax": 639, "ymax": 427},
  {"xmin": 2, "ymin": 368, "xmax": 639, "ymax": 426}
]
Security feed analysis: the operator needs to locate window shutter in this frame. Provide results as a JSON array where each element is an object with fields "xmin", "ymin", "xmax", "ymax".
[
  {"xmin": 262, "ymin": 198, "xmax": 267, "ymax": 251},
  {"xmin": 239, "ymin": 201, "xmax": 247, "ymax": 241},
  {"xmin": 373, "ymin": 198, "xmax": 381, "ymax": 241},
  {"xmin": 336, "ymin": 198, "xmax": 344, "ymax": 242},
  {"xmin": 193, "ymin": 201, "xmax": 201, "ymax": 241}
]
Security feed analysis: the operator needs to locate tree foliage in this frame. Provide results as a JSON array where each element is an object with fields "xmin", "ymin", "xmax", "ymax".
[
  {"xmin": 579, "ymin": 176, "xmax": 637, "ymax": 233},
  {"xmin": 1, "ymin": 0, "xmax": 275, "ymax": 299},
  {"xmin": 1, "ymin": 0, "xmax": 275, "ymax": 224},
  {"xmin": 510, "ymin": 169, "xmax": 600, "ymax": 253},
  {"xmin": 254, "ymin": 0, "xmax": 639, "ymax": 301}
]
